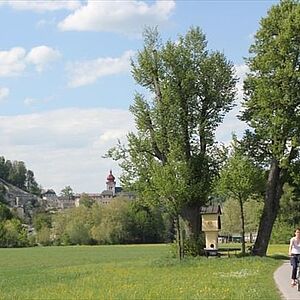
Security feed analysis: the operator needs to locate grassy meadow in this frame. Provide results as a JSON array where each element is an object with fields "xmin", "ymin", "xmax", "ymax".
[{"xmin": 0, "ymin": 244, "xmax": 288, "ymax": 299}]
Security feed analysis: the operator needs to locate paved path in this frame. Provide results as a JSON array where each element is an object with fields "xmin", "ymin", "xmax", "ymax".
[{"xmin": 274, "ymin": 260, "xmax": 300, "ymax": 300}]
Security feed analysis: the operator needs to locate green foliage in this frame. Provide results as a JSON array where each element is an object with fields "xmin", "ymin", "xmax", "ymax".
[
  {"xmin": 183, "ymin": 235, "xmax": 205, "ymax": 257},
  {"xmin": 123, "ymin": 200, "xmax": 166, "ymax": 244},
  {"xmin": 25, "ymin": 170, "xmax": 41, "ymax": 196},
  {"xmin": 215, "ymin": 145, "xmax": 265, "ymax": 254},
  {"xmin": 278, "ymin": 183, "xmax": 300, "ymax": 226},
  {"xmin": 33, "ymin": 213, "xmax": 52, "ymax": 232},
  {"xmin": 240, "ymin": 0, "xmax": 300, "ymax": 255},
  {"xmin": 216, "ymin": 151, "xmax": 265, "ymax": 201},
  {"xmin": 54, "ymin": 205, "xmax": 95, "ymax": 246},
  {"xmin": 0, "ymin": 218, "xmax": 29, "ymax": 248},
  {"xmin": 0, "ymin": 156, "xmax": 41, "ymax": 195},
  {"xmin": 52, "ymin": 200, "xmax": 167, "ymax": 246},
  {"xmin": 0, "ymin": 203, "xmax": 13, "ymax": 222},
  {"xmin": 270, "ymin": 183, "xmax": 300, "ymax": 244},
  {"xmin": 221, "ymin": 198, "xmax": 263, "ymax": 236},
  {"xmin": 244, "ymin": 199, "xmax": 264, "ymax": 234},
  {"xmin": 60, "ymin": 186, "xmax": 74, "ymax": 199},
  {"xmin": 242, "ymin": 0, "xmax": 300, "ymax": 160},
  {"xmin": 0, "ymin": 202, "xmax": 29, "ymax": 248},
  {"xmin": 36, "ymin": 226, "xmax": 52, "ymax": 246},
  {"xmin": 0, "ymin": 184, "xmax": 7, "ymax": 204},
  {"xmin": 79, "ymin": 193, "xmax": 95, "ymax": 208},
  {"xmin": 270, "ymin": 218, "xmax": 295, "ymax": 244},
  {"xmin": 107, "ymin": 27, "xmax": 236, "ymax": 258}
]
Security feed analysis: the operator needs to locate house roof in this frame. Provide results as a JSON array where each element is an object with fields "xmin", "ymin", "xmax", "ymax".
[
  {"xmin": 41, "ymin": 189, "xmax": 56, "ymax": 195},
  {"xmin": 200, "ymin": 204, "xmax": 222, "ymax": 215},
  {"xmin": 101, "ymin": 190, "xmax": 113, "ymax": 196}
]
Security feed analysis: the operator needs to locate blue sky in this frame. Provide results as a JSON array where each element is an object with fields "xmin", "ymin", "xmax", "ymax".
[{"xmin": 0, "ymin": 0, "xmax": 278, "ymax": 193}]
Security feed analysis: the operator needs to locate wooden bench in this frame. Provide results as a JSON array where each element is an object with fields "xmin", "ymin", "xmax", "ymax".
[
  {"xmin": 204, "ymin": 247, "xmax": 241, "ymax": 257},
  {"xmin": 218, "ymin": 247, "xmax": 241, "ymax": 257}
]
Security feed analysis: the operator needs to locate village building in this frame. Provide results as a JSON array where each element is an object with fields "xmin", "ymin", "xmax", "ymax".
[{"xmin": 42, "ymin": 170, "xmax": 135, "ymax": 210}]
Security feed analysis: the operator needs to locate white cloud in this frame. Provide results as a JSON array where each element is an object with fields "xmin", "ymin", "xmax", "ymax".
[
  {"xmin": 235, "ymin": 64, "xmax": 249, "ymax": 84},
  {"xmin": 0, "ymin": 107, "xmax": 134, "ymax": 193},
  {"xmin": 215, "ymin": 64, "xmax": 250, "ymax": 145},
  {"xmin": 58, "ymin": 0, "xmax": 175, "ymax": 35},
  {"xmin": 66, "ymin": 50, "xmax": 134, "ymax": 88},
  {"xmin": 0, "ymin": 47, "xmax": 27, "ymax": 77},
  {"xmin": 26, "ymin": 45, "xmax": 61, "ymax": 72},
  {"xmin": 0, "ymin": 87, "xmax": 10, "ymax": 102},
  {"xmin": 0, "ymin": 46, "xmax": 61, "ymax": 77},
  {"xmin": 24, "ymin": 97, "xmax": 45, "ymax": 106},
  {"xmin": 235, "ymin": 64, "xmax": 249, "ymax": 103},
  {"xmin": 36, "ymin": 18, "xmax": 57, "ymax": 28},
  {"xmin": 215, "ymin": 107, "xmax": 248, "ymax": 145},
  {"xmin": 1, "ymin": 0, "xmax": 81, "ymax": 12}
]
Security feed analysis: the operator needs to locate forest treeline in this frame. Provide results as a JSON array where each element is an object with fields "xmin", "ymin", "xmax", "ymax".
[{"xmin": 0, "ymin": 156, "xmax": 41, "ymax": 196}]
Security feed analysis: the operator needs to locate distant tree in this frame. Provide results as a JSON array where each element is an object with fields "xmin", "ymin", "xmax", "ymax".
[
  {"xmin": 52, "ymin": 211, "xmax": 70, "ymax": 245},
  {"xmin": 0, "ymin": 203, "xmax": 13, "ymax": 222},
  {"xmin": 60, "ymin": 186, "xmax": 74, "ymax": 199},
  {"xmin": 53, "ymin": 206, "xmax": 93, "ymax": 245},
  {"xmin": 277, "ymin": 183, "xmax": 300, "ymax": 227},
  {"xmin": 123, "ymin": 200, "xmax": 166, "ymax": 244},
  {"xmin": 2, "ymin": 218, "xmax": 28, "ymax": 248},
  {"xmin": 25, "ymin": 170, "xmax": 41, "ymax": 196},
  {"xmin": 0, "ymin": 156, "xmax": 9, "ymax": 180},
  {"xmin": 4, "ymin": 160, "xmax": 12, "ymax": 182},
  {"xmin": 270, "ymin": 183, "xmax": 300, "ymax": 243},
  {"xmin": 32, "ymin": 213, "xmax": 52, "ymax": 232},
  {"xmin": 221, "ymin": 198, "xmax": 263, "ymax": 243},
  {"xmin": 0, "ymin": 157, "xmax": 42, "ymax": 196},
  {"xmin": 244, "ymin": 199, "xmax": 264, "ymax": 241},
  {"xmin": 241, "ymin": 0, "xmax": 300, "ymax": 256},
  {"xmin": 8, "ymin": 161, "xmax": 27, "ymax": 189},
  {"xmin": 221, "ymin": 198, "xmax": 241, "ymax": 237},
  {"xmin": 0, "ymin": 184, "xmax": 7, "ymax": 204},
  {"xmin": 79, "ymin": 193, "xmax": 95, "ymax": 208},
  {"xmin": 36, "ymin": 226, "xmax": 52, "ymax": 246},
  {"xmin": 216, "ymin": 148, "xmax": 265, "ymax": 255},
  {"xmin": 66, "ymin": 222, "xmax": 91, "ymax": 245}
]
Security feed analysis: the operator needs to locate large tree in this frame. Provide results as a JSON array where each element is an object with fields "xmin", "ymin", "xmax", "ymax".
[
  {"xmin": 107, "ymin": 27, "xmax": 236, "ymax": 250},
  {"xmin": 241, "ymin": 0, "xmax": 300, "ymax": 256}
]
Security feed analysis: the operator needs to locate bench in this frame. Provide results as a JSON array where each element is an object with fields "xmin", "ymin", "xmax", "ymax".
[{"xmin": 204, "ymin": 247, "xmax": 241, "ymax": 257}]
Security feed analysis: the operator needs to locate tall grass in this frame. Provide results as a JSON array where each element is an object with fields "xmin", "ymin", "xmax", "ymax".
[{"xmin": 0, "ymin": 244, "xmax": 283, "ymax": 299}]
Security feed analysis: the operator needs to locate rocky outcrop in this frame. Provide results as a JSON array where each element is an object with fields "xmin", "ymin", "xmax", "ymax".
[{"xmin": 0, "ymin": 177, "xmax": 42, "ymax": 221}]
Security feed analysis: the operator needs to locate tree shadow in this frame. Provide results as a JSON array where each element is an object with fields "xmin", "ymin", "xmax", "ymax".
[{"xmin": 268, "ymin": 254, "xmax": 289, "ymax": 260}]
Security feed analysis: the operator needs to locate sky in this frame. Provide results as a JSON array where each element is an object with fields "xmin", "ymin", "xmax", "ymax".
[{"xmin": 0, "ymin": 0, "xmax": 279, "ymax": 194}]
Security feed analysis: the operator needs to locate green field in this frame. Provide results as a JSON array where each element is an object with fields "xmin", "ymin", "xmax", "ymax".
[{"xmin": 0, "ymin": 244, "xmax": 287, "ymax": 299}]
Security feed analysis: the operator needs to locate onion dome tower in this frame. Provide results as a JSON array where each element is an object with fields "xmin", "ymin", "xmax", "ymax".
[{"xmin": 106, "ymin": 170, "xmax": 116, "ymax": 195}]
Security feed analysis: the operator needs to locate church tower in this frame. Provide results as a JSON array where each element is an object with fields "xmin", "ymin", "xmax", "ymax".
[{"xmin": 106, "ymin": 170, "xmax": 116, "ymax": 195}]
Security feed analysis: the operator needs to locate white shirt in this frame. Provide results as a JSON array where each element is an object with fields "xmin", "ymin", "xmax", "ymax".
[{"xmin": 290, "ymin": 237, "xmax": 300, "ymax": 255}]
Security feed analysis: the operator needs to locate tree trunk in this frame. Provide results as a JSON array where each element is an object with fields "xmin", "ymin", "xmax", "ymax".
[
  {"xmin": 181, "ymin": 204, "xmax": 201, "ymax": 238},
  {"xmin": 175, "ymin": 215, "xmax": 183, "ymax": 260},
  {"xmin": 239, "ymin": 198, "xmax": 246, "ymax": 255},
  {"xmin": 252, "ymin": 159, "xmax": 284, "ymax": 256}
]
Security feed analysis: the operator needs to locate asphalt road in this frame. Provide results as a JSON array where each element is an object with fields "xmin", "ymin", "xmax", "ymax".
[{"xmin": 274, "ymin": 260, "xmax": 300, "ymax": 300}]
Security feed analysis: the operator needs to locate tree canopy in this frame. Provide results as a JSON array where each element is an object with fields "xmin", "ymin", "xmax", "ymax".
[
  {"xmin": 216, "ymin": 143, "xmax": 265, "ymax": 254},
  {"xmin": 107, "ymin": 26, "xmax": 237, "ymax": 257},
  {"xmin": 241, "ymin": 0, "xmax": 300, "ymax": 255},
  {"xmin": 0, "ymin": 156, "xmax": 40, "ymax": 196}
]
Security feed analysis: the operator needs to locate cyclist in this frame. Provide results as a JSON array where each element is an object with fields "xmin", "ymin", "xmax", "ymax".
[{"xmin": 289, "ymin": 228, "xmax": 300, "ymax": 287}]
